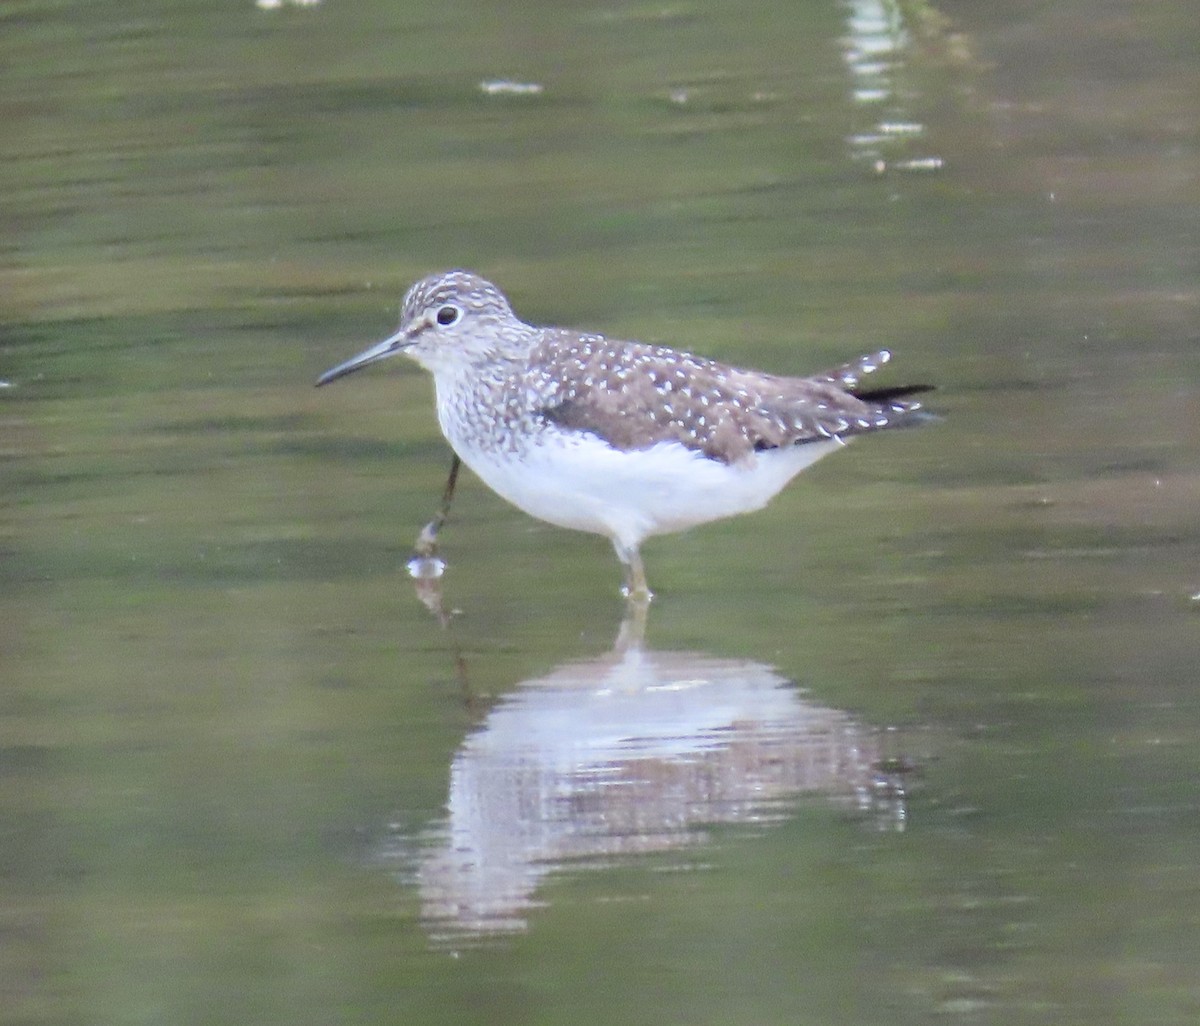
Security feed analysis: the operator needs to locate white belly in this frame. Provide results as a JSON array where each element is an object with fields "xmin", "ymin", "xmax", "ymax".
[{"xmin": 443, "ymin": 418, "xmax": 843, "ymax": 553}]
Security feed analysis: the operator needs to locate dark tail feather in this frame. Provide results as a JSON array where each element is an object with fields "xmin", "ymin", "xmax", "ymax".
[{"xmin": 851, "ymin": 384, "xmax": 935, "ymax": 404}]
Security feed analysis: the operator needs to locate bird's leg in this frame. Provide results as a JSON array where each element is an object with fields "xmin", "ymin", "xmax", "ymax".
[
  {"xmin": 613, "ymin": 593, "xmax": 650, "ymax": 653},
  {"xmin": 408, "ymin": 454, "xmax": 461, "ymax": 575},
  {"xmin": 614, "ymin": 540, "xmax": 653, "ymax": 604},
  {"xmin": 408, "ymin": 455, "xmax": 463, "ymax": 625}
]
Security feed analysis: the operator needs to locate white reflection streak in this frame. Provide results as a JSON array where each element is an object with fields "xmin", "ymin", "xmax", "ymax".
[
  {"xmin": 841, "ymin": 0, "xmax": 943, "ymax": 172},
  {"xmin": 843, "ymin": 0, "xmax": 909, "ymax": 105}
]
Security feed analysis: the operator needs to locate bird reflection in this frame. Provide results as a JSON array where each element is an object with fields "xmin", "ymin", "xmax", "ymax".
[{"xmin": 382, "ymin": 581, "xmax": 911, "ymax": 941}]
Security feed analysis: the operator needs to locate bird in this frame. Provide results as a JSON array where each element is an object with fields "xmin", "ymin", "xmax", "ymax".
[{"xmin": 316, "ymin": 270, "xmax": 932, "ymax": 601}]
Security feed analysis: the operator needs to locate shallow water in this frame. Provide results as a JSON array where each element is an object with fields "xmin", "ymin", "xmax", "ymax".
[{"xmin": 4, "ymin": 0, "xmax": 1199, "ymax": 1023}]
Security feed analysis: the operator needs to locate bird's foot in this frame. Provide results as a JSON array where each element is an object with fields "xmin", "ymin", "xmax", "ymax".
[
  {"xmin": 619, "ymin": 549, "xmax": 653, "ymax": 605},
  {"xmin": 620, "ymin": 582, "xmax": 653, "ymax": 604},
  {"xmin": 407, "ymin": 519, "xmax": 447, "ymax": 580}
]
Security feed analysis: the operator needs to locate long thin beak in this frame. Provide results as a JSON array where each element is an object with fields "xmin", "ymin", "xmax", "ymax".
[{"xmin": 315, "ymin": 329, "xmax": 409, "ymax": 387}]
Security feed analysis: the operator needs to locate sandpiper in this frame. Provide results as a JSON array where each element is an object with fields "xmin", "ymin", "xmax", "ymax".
[{"xmin": 317, "ymin": 270, "xmax": 932, "ymax": 600}]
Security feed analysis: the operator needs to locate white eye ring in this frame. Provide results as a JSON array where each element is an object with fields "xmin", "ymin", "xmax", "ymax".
[{"xmin": 435, "ymin": 305, "xmax": 461, "ymax": 327}]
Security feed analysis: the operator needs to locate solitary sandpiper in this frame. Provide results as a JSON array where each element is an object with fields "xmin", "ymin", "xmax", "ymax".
[{"xmin": 317, "ymin": 270, "xmax": 932, "ymax": 600}]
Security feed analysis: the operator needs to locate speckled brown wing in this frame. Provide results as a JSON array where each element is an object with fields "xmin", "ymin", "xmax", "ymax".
[{"xmin": 534, "ymin": 333, "xmax": 932, "ymax": 465}]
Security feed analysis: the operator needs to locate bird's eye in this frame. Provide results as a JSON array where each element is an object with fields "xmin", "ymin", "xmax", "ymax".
[{"xmin": 435, "ymin": 305, "xmax": 461, "ymax": 326}]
